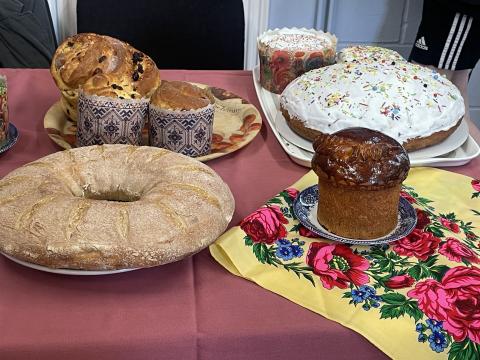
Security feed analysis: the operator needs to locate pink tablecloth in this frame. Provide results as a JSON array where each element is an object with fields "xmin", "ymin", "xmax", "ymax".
[{"xmin": 0, "ymin": 69, "xmax": 478, "ymax": 359}]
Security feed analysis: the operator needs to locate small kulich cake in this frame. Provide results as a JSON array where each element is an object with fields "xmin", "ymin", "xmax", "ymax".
[
  {"xmin": 76, "ymin": 88, "xmax": 148, "ymax": 146},
  {"xmin": 149, "ymin": 81, "xmax": 214, "ymax": 157},
  {"xmin": 312, "ymin": 128, "xmax": 410, "ymax": 240},
  {"xmin": 257, "ymin": 28, "xmax": 337, "ymax": 94},
  {"xmin": 337, "ymin": 45, "xmax": 405, "ymax": 65},
  {"xmin": 280, "ymin": 61, "xmax": 465, "ymax": 151},
  {"xmin": 0, "ymin": 75, "xmax": 8, "ymax": 147}
]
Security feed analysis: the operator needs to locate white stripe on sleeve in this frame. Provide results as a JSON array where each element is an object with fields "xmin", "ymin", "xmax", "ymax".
[
  {"xmin": 451, "ymin": 16, "xmax": 473, "ymax": 70},
  {"xmin": 445, "ymin": 14, "xmax": 468, "ymax": 70},
  {"xmin": 438, "ymin": 13, "xmax": 461, "ymax": 68}
]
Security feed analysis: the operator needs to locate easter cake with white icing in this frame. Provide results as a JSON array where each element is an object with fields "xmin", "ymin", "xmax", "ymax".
[{"xmin": 280, "ymin": 61, "xmax": 465, "ymax": 151}]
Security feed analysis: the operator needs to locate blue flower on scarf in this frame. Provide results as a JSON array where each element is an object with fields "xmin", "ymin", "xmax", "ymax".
[
  {"xmin": 275, "ymin": 246, "xmax": 294, "ymax": 261},
  {"xmin": 275, "ymin": 239, "xmax": 303, "ymax": 260},
  {"xmin": 359, "ymin": 285, "xmax": 376, "ymax": 296},
  {"xmin": 418, "ymin": 333, "xmax": 427, "ymax": 343},
  {"xmin": 426, "ymin": 319, "xmax": 443, "ymax": 332},
  {"xmin": 351, "ymin": 289, "xmax": 369, "ymax": 304},
  {"xmin": 276, "ymin": 239, "xmax": 291, "ymax": 247},
  {"xmin": 291, "ymin": 245, "xmax": 304, "ymax": 258},
  {"xmin": 428, "ymin": 331, "xmax": 448, "ymax": 353}
]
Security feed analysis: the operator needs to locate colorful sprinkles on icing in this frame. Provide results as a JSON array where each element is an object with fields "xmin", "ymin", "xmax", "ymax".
[
  {"xmin": 338, "ymin": 45, "xmax": 405, "ymax": 65},
  {"xmin": 263, "ymin": 34, "xmax": 332, "ymax": 51},
  {"xmin": 280, "ymin": 61, "xmax": 464, "ymax": 144}
]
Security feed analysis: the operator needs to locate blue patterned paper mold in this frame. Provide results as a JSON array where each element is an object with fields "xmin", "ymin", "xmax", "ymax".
[
  {"xmin": 293, "ymin": 185, "xmax": 417, "ymax": 246},
  {"xmin": 149, "ymin": 104, "xmax": 214, "ymax": 157},
  {"xmin": 77, "ymin": 93, "xmax": 148, "ymax": 147}
]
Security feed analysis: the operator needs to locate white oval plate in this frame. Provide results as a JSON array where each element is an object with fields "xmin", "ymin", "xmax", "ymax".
[
  {"xmin": 252, "ymin": 65, "xmax": 479, "ymax": 167},
  {"xmin": 1, "ymin": 252, "xmax": 138, "ymax": 275},
  {"xmin": 275, "ymin": 111, "xmax": 469, "ymax": 160}
]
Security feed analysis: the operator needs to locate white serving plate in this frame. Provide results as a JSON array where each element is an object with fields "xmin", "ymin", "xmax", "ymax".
[
  {"xmin": 253, "ymin": 66, "xmax": 480, "ymax": 168},
  {"xmin": 274, "ymin": 111, "xmax": 470, "ymax": 160},
  {"xmin": 1, "ymin": 252, "xmax": 137, "ymax": 275}
]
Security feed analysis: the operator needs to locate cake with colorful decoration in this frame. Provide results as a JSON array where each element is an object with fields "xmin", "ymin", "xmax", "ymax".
[
  {"xmin": 337, "ymin": 45, "xmax": 405, "ymax": 65},
  {"xmin": 280, "ymin": 61, "xmax": 465, "ymax": 151},
  {"xmin": 0, "ymin": 75, "xmax": 8, "ymax": 147},
  {"xmin": 257, "ymin": 28, "xmax": 337, "ymax": 94}
]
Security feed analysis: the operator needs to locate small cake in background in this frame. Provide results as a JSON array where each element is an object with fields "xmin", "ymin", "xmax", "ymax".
[
  {"xmin": 149, "ymin": 81, "xmax": 214, "ymax": 157},
  {"xmin": 50, "ymin": 33, "xmax": 160, "ymax": 121},
  {"xmin": 257, "ymin": 28, "xmax": 337, "ymax": 94},
  {"xmin": 280, "ymin": 61, "xmax": 464, "ymax": 151},
  {"xmin": 312, "ymin": 128, "xmax": 410, "ymax": 240},
  {"xmin": 76, "ymin": 87, "xmax": 148, "ymax": 147},
  {"xmin": 0, "ymin": 75, "xmax": 8, "ymax": 147},
  {"xmin": 337, "ymin": 45, "xmax": 405, "ymax": 65}
]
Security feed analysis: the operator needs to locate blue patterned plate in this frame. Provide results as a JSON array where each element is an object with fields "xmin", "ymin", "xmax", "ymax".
[
  {"xmin": 293, "ymin": 185, "xmax": 417, "ymax": 246},
  {"xmin": 0, "ymin": 123, "xmax": 19, "ymax": 155}
]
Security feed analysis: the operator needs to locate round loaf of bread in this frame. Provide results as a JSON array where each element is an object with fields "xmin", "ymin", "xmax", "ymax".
[
  {"xmin": 0, "ymin": 145, "xmax": 235, "ymax": 270},
  {"xmin": 50, "ymin": 33, "xmax": 160, "ymax": 121}
]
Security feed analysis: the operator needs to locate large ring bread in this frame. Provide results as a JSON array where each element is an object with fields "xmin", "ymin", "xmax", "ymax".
[{"xmin": 0, "ymin": 145, "xmax": 235, "ymax": 270}]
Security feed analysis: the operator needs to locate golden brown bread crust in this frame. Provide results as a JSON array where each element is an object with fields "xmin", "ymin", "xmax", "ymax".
[
  {"xmin": 50, "ymin": 33, "xmax": 161, "ymax": 121},
  {"xmin": 150, "ymin": 81, "xmax": 214, "ymax": 110},
  {"xmin": 0, "ymin": 145, "xmax": 235, "ymax": 270},
  {"xmin": 317, "ymin": 182, "xmax": 401, "ymax": 239},
  {"xmin": 312, "ymin": 128, "xmax": 410, "ymax": 189},
  {"xmin": 281, "ymin": 106, "xmax": 462, "ymax": 152}
]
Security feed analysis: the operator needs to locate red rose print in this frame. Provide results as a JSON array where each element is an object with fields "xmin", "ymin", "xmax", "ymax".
[
  {"xmin": 293, "ymin": 58, "xmax": 304, "ymax": 73},
  {"xmin": 393, "ymin": 229, "xmax": 440, "ymax": 261},
  {"xmin": 408, "ymin": 266, "xmax": 480, "ymax": 343},
  {"xmin": 306, "ymin": 242, "xmax": 370, "ymax": 289},
  {"xmin": 304, "ymin": 52, "xmax": 325, "ymax": 71},
  {"xmin": 240, "ymin": 205, "xmax": 288, "ymax": 244},
  {"xmin": 385, "ymin": 274, "xmax": 415, "ymax": 289},
  {"xmin": 294, "ymin": 51, "xmax": 305, "ymax": 58},
  {"xmin": 285, "ymin": 188, "xmax": 299, "ymax": 200},
  {"xmin": 440, "ymin": 217, "xmax": 460, "ymax": 233},
  {"xmin": 270, "ymin": 51, "xmax": 290, "ymax": 71},
  {"xmin": 439, "ymin": 237, "xmax": 480, "ymax": 264},
  {"xmin": 472, "ymin": 179, "xmax": 480, "ymax": 192},
  {"xmin": 299, "ymin": 225, "xmax": 320, "ymax": 238},
  {"xmin": 415, "ymin": 209, "xmax": 431, "ymax": 230},
  {"xmin": 273, "ymin": 67, "xmax": 294, "ymax": 92},
  {"xmin": 400, "ymin": 191, "xmax": 416, "ymax": 204}
]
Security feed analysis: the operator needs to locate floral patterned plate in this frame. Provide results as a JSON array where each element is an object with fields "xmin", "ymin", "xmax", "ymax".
[
  {"xmin": 293, "ymin": 185, "xmax": 417, "ymax": 246},
  {"xmin": 44, "ymin": 84, "xmax": 262, "ymax": 162},
  {"xmin": 0, "ymin": 123, "xmax": 19, "ymax": 155}
]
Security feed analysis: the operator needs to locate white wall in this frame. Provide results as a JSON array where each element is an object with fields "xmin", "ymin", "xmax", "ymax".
[
  {"xmin": 269, "ymin": 0, "xmax": 480, "ymax": 128},
  {"xmin": 47, "ymin": 0, "xmax": 77, "ymax": 44}
]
